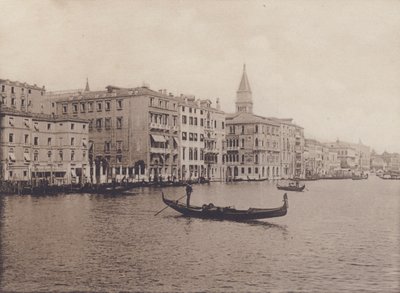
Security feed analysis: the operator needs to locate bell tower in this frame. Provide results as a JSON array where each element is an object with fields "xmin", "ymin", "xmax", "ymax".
[{"xmin": 236, "ymin": 64, "xmax": 253, "ymax": 113}]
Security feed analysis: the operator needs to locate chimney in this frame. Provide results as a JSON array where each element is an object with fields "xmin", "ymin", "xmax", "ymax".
[{"xmin": 216, "ymin": 98, "xmax": 221, "ymax": 110}]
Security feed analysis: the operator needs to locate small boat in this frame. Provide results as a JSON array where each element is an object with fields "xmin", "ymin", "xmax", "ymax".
[
  {"xmin": 276, "ymin": 182, "xmax": 305, "ymax": 192},
  {"xmin": 97, "ymin": 185, "xmax": 134, "ymax": 195},
  {"xmin": 161, "ymin": 192, "xmax": 288, "ymax": 221}
]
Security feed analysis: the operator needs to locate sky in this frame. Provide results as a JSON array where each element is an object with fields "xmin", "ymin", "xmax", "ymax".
[{"xmin": 0, "ymin": 0, "xmax": 399, "ymax": 153}]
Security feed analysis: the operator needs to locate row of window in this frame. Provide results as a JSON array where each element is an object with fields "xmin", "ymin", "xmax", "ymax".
[
  {"xmin": 8, "ymin": 133, "xmax": 86, "ymax": 147},
  {"xmin": 89, "ymin": 117, "xmax": 123, "ymax": 130},
  {"xmin": 227, "ymin": 138, "xmax": 279, "ymax": 149},
  {"xmin": 233, "ymin": 166, "xmax": 280, "ymax": 176},
  {"xmin": 181, "ymin": 105, "xmax": 209, "ymax": 115},
  {"xmin": 63, "ymin": 99, "xmax": 123, "ymax": 114},
  {"xmin": 181, "ymin": 147, "xmax": 204, "ymax": 161},
  {"xmin": 229, "ymin": 125, "xmax": 280, "ymax": 135},
  {"xmin": 8, "ymin": 148, "xmax": 85, "ymax": 162},
  {"xmin": 181, "ymin": 115, "xmax": 225, "ymax": 129},
  {"xmin": 104, "ymin": 141, "xmax": 123, "ymax": 152},
  {"xmin": 181, "ymin": 132, "xmax": 204, "ymax": 142},
  {"xmin": 7, "ymin": 117, "xmax": 86, "ymax": 132},
  {"xmin": 1, "ymin": 84, "xmax": 40, "ymax": 95},
  {"xmin": 149, "ymin": 97, "xmax": 177, "ymax": 110},
  {"xmin": 225, "ymin": 153, "xmax": 279, "ymax": 164},
  {"xmin": 149, "ymin": 113, "xmax": 177, "ymax": 126}
]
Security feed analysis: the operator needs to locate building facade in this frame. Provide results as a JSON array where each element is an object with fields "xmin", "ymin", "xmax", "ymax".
[
  {"xmin": 0, "ymin": 105, "xmax": 89, "ymax": 184},
  {"xmin": 225, "ymin": 65, "xmax": 281, "ymax": 180},
  {"xmin": 178, "ymin": 95, "xmax": 226, "ymax": 181},
  {"xmin": 326, "ymin": 139, "xmax": 371, "ymax": 171},
  {"xmin": 1, "ymin": 79, "xmax": 46, "ymax": 113},
  {"xmin": 47, "ymin": 85, "xmax": 180, "ymax": 183},
  {"xmin": 272, "ymin": 118, "xmax": 305, "ymax": 179}
]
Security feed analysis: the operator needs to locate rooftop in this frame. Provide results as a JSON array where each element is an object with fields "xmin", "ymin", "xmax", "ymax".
[
  {"xmin": 0, "ymin": 105, "xmax": 88, "ymax": 123},
  {"xmin": 226, "ymin": 111, "xmax": 279, "ymax": 126},
  {"xmin": 0, "ymin": 78, "xmax": 45, "ymax": 90}
]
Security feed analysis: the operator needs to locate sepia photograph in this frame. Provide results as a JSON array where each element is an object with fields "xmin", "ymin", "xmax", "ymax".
[{"xmin": 0, "ymin": 0, "xmax": 399, "ymax": 292}]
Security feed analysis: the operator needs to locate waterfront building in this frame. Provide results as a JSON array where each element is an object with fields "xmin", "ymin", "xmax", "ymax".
[
  {"xmin": 0, "ymin": 105, "xmax": 89, "ymax": 184},
  {"xmin": 294, "ymin": 126, "xmax": 305, "ymax": 178},
  {"xmin": 381, "ymin": 151, "xmax": 400, "ymax": 172},
  {"xmin": 304, "ymin": 139, "xmax": 340, "ymax": 176},
  {"xmin": 271, "ymin": 118, "xmax": 305, "ymax": 179},
  {"xmin": 370, "ymin": 152, "xmax": 387, "ymax": 172},
  {"xmin": 304, "ymin": 139, "xmax": 323, "ymax": 176},
  {"xmin": 326, "ymin": 139, "xmax": 371, "ymax": 171},
  {"xmin": 326, "ymin": 140, "xmax": 357, "ymax": 169},
  {"xmin": 0, "ymin": 79, "xmax": 46, "ymax": 113},
  {"xmin": 225, "ymin": 65, "xmax": 281, "ymax": 180},
  {"xmin": 353, "ymin": 140, "xmax": 371, "ymax": 171},
  {"xmin": 46, "ymin": 85, "xmax": 180, "ymax": 183},
  {"xmin": 177, "ymin": 95, "xmax": 226, "ymax": 181}
]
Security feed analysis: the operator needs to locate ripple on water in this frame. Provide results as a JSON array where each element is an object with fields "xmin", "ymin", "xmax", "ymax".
[{"xmin": 0, "ymin": 179, "xmax": 399, "ymax": 292}]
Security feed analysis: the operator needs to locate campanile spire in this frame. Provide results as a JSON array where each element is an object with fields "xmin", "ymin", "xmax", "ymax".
[{"xmin": 236, "ymin": 64, "xmax": 253, "ymax": 113}]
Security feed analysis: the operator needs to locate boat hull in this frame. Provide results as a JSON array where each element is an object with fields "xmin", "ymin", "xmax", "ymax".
[
  {"xmin": 162, "ymin": 193, "xmax": 288, "ymax": 221},
  {"xmin": 276, "ymin": 185, "xmax": 305, "ymax": 192}
]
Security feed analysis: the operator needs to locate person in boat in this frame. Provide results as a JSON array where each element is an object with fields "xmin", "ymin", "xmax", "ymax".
[{"xmin": 185, "ymin": 183, "xmax": 193, "ymax": 207}]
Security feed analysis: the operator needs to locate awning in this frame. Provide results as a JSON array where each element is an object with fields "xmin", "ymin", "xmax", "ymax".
[
  {"xmin": 71, "ymin": 169, "xmax": 77, "ymax": 177},
  {"xmin": 24, "ymin": 153, "xmax": 31, "ymax": 162},
  {"xmin": 173, "ymin": 137, "xmax": 179, "ymax": 145},
  {"xmin": 88, "ymin": 142, "xmax": 93, "ymax": 151},
  {"xmin": 8, "ymin": 153, "xmax": 16, "ymax": 162},
  {"xmin": 82, "ymin": 141, "xmax": 87, "ymax": 147},
  {"xmin": 151, "ymin": 134, "xmax": 166, "ymax": 143}
]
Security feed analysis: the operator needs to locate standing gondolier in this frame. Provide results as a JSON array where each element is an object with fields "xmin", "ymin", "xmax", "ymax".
[{"xmin": 185, "ymin": 183, "xmax": 193, "ymax": 207}]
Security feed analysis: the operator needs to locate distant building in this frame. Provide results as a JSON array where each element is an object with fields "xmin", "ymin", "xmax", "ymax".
[
  {"xmin": 0, "ymin": 79, "xmax": 46, "ymax": 113},
  {"xmin": 304, "ymin": 139, "xmax": 340, "ymax": 176},
  {"xmin": 381, "ymin": 151, "xmax": 400, "ymax": 172},
  {"xmin": 370, "ymin": 153, "xmax": 387, "ymax": 171},
  {"xmin": 271, "ymin": 118, "xmax": 305, "ymax": 179},
  {"xmin": 326, "ymin": 139, "xmax": 371, "ymax": 171},
  {"xmin": 0, "ymin": 105, "xmax": 89, "ymax": 184},
  {"xmin": 326, "ymin": 140, "xmax": 357, "ymax": 169}
]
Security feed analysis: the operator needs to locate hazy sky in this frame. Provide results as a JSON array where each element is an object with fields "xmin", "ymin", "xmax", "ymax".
[{"xmin": 1, "ymin": 0, "xmax": 399, "ymax": 153}]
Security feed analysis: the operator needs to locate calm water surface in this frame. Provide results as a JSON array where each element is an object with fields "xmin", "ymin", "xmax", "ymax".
[{"xmin": 0, "ymin": 175, "xmax": 399, "ymax": 292}]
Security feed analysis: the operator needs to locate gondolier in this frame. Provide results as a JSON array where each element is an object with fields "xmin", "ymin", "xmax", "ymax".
[{"xmin": 185, "ymin": 183, "xmax": 193, "ymax": 207}]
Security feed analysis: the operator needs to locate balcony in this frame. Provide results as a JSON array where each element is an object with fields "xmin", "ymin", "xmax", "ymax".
[
  {"xmin": 205, "ymin": 159, "xmax": 217, "ymax": 164},
  {"xmin": 150, "ymin": 147, "xmax": 172, "ymax": 154},
  {"xmin": 149, "ymin": 122, "xmax": 171, "ymax": 131},
  {"xmin": 226, "ymin": 146, "xmax": 239, "ymax": 151}
]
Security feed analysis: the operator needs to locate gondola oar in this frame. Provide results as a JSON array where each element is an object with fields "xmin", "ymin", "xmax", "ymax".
[{"xmin": 154, "ymin": 193, "xmax": 187, "ymax": 216}]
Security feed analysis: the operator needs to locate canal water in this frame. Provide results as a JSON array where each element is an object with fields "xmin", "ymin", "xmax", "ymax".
[{"xmin": 0, "ymin": 175, "xmax": 399, "ymax": 292}]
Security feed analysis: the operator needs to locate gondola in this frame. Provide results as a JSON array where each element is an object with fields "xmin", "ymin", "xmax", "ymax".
[
  {"xmin": 161, "ymin": 192, "xmax": 288, "ymax": 221},
  {"xmin": 276, "ymin": 183, "xmax": 305, "ymax": 192}
]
